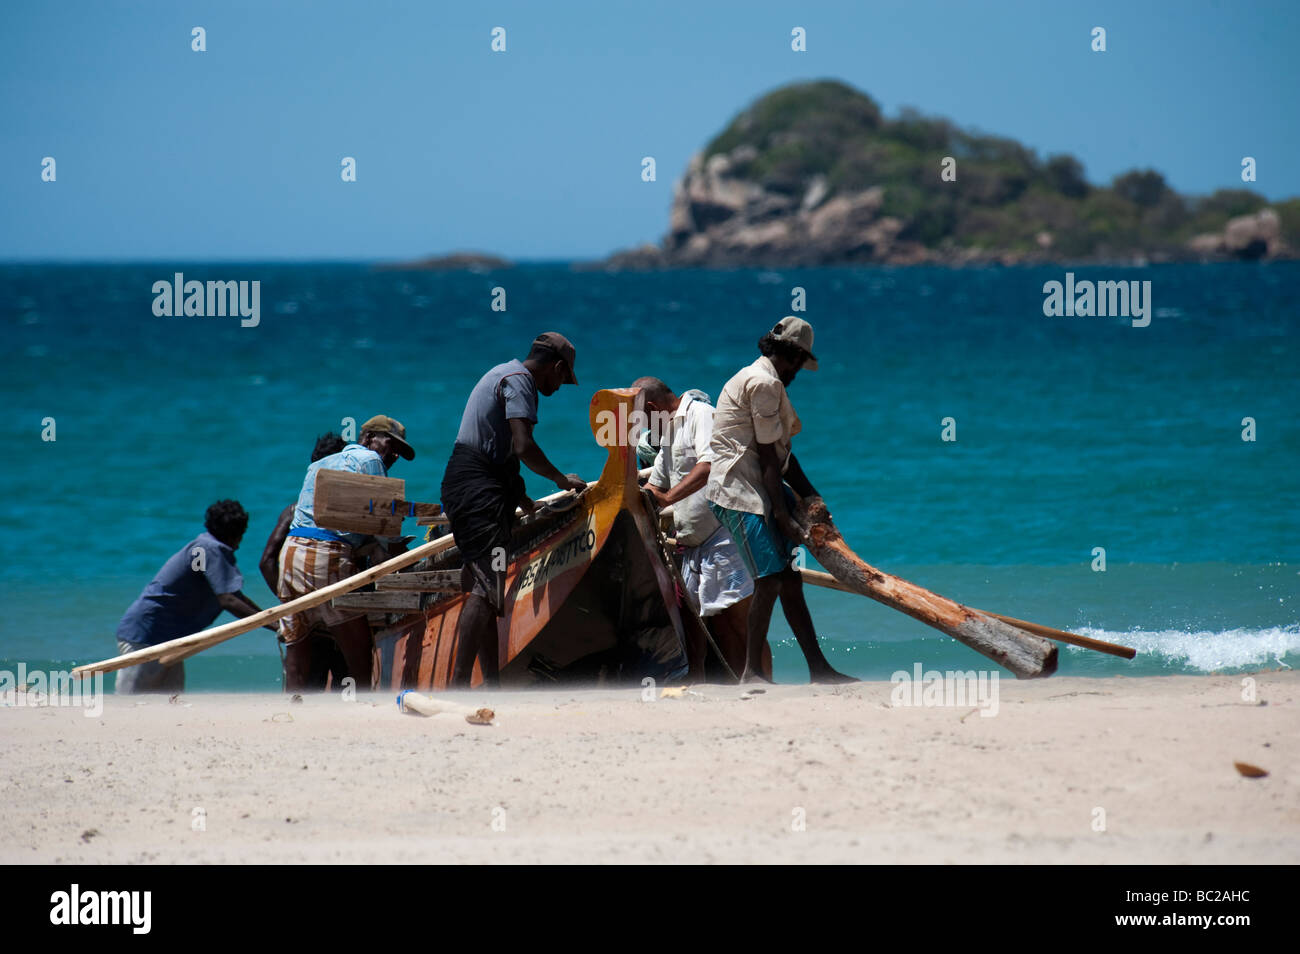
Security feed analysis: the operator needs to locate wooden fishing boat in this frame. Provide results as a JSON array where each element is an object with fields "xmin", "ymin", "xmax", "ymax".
[{"xmin": 343, "ymin": 387, "xmax": 706, "ymax": 690}]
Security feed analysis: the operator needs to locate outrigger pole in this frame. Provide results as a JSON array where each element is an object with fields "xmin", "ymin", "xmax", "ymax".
[{"xmin": 795, "ymin": 569, "xmax": 1136, "ymax": 660}]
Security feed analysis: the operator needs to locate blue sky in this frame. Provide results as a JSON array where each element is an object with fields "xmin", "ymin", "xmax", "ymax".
[{"xmin": 2, "ymin": 0, "xmax": 1297, "ymax": 261}]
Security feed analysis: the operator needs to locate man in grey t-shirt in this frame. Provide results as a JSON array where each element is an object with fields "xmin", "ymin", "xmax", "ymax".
[
  {"xmin": 454, "ymin": 356, "xmax": 539, "ymax": 465},
  {"xmin": 440, "ymin": 333, "xmax": 587, "ymax": 688}
]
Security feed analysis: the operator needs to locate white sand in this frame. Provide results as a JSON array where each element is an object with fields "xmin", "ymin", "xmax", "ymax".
[{"xmin": 2, "ymin": 672, "xmax": 1296, "ymax": 864}]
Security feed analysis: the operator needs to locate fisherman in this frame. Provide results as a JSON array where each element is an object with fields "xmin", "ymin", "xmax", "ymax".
[
  {"xmin": 259, "ymin": 430, "xmax": 347, "ymax": 689},
  {"xmin": 442, "ymin": 333, "xmax": 587, "ymax": 688},
  {"xmin": 704, "ymin": 318, "xmax": 855, "ymax": 684},
  {"xmin": 633, "ymin": 377, "xmax": 760, "ymax": 675},
  {"xmin": 114, "ymin": 500, "xmax": 274, "ymax": 693},
  {"xmin": 260, "ymin": 431, "xmax": 346, "ymax": 590},
  {"xmin": 277, "ymin": 416, "xmax": 415, "ymax": 691}
]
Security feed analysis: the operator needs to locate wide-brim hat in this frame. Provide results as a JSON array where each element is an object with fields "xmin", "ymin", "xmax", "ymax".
[{"xmin": 360, "ymin": 414, "xmax": 415, "ymax": 460}]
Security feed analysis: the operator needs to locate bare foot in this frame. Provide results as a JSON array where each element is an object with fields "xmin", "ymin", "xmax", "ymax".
[{"xmin": 738, "ymin": 669, "xmax": 774, "ymax": 685}]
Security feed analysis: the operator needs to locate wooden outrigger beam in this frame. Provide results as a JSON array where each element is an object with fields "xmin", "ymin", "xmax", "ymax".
[
  {"xmin": 796, "ymin": 497, "xmax": 1059, "ymax": 678},
  {"xmin": 796, "ymin": 569, "xmax": 1136, "ymax": 660}
]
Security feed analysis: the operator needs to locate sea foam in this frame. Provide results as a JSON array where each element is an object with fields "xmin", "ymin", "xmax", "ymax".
[{"xmin": 1073, "ymin": 624, "xmax": 1300, "ymax": 672}]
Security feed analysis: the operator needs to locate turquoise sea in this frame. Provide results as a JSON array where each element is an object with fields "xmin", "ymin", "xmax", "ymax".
[{"xmin": 1, "ymin": 263, "xmax": 1297, "ymax": 688}]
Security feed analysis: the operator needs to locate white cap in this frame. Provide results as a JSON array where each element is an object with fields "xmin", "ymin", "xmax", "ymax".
[{"xmin": 771, "ymin": 316, "xmax": 818, "ymax": 370}]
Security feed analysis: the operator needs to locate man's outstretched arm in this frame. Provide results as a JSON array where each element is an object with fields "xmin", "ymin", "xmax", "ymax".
[
  {"xmin": 783, "ymin": 452, "xmax": 819, "ymax": 501},
  {"xmin": 216, "ymin": 591, "xmax": 278, "ymax": 632},
  {"xmin": 258, "ymin": 504, "xmax": 294, "ymax": 591},
  {"xmin": 649, "ymin": 459, "xmax": 709, "ymax": 507},
  {"xmin": 509, "ymin": 418, "xmax": 586, "ymax": 492}
]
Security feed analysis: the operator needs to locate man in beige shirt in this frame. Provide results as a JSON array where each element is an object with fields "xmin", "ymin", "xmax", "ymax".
[{"xmin": 704, "ymin": 317, "xmax": 854, "ymax": 684}]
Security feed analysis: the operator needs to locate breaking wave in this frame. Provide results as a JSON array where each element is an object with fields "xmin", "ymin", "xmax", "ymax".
[{"xmin": 1072, "ymin": 624, "xmax": 1300, "ymax": 672}]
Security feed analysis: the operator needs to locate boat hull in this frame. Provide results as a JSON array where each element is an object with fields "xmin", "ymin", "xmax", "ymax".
[{"xmin": 376, "ymin": 388, "xmax": 696, "ymax": 690}]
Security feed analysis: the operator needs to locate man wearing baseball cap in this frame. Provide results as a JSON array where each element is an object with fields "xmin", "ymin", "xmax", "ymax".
[
  {"xmin": 275, "ymin": 415, "xmax": 415, "ymax": 690},
  {"xmin": 441, "ymin": 333, "xmax": 586, "ymax": 688},
  {"xmin": 704, "ymin": 317, "xmax": 854, "ymax": 684}
]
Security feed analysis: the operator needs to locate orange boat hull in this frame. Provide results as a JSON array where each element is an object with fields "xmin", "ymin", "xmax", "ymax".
[{"xmin": 376, "ymin": 388, "xmax": 697, "ymax": 690}]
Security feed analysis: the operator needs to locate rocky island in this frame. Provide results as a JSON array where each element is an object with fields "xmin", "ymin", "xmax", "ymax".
[
  {"xmin": 601, "ymin": 80, "xmax": 1298, "ymax": 269},
  {"xmin": 376, "ymin": 251, "xmax": 511, "ymax": 272}
]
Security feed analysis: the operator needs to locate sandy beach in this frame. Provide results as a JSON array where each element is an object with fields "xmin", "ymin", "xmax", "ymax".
[{"xmin": 2, "ymin": 672, "xmax": 1296, "ymax": 865}]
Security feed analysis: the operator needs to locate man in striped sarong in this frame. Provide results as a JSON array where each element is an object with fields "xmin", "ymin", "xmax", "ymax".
[
  {"xmin": 260, "ymin": 431, "xmax": 348, "ymax": 688},
  {"xmin": 278, "ymin": 415, "xmax": 415, "ymax": 691}
]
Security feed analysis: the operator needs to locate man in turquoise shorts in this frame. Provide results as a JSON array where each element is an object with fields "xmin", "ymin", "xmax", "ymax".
[{"xmin": 704, "ymin": 317, "xmax": 855, "ymax": 684}]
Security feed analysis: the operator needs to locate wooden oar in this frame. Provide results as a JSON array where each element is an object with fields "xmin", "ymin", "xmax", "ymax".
[
  {"xmin": 796, "ymin": 568, "xmax": 1135, "ymax": 660},
  {"xmin": 73, "ymin": 484, "xmax": 588, "ymax": 678}
]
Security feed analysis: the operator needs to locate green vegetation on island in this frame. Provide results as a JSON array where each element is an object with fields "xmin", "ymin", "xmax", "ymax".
[{"xmin": 605, "ymin": 80, "xmax": 1296, "ymax": 267}]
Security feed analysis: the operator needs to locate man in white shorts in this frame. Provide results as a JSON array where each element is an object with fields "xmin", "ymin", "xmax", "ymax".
[{"xmin": 632, "ymin": 376, "xmax": 761, "ymax": 677}]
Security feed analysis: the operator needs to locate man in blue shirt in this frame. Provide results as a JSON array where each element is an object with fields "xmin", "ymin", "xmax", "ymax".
[
  {"xmin": 115, "ymin": 499, "xmax": 271, "ymax": 693},
  {"xmin": 441, "ymin": 333, "xmax": 587, "ymax": 688},
  {"xmin": 277, "ymin": 415, "xmax": 415, "ymax": 690}
]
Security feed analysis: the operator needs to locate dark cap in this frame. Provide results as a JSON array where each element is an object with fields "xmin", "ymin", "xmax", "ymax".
[
  {"xmin": 532, "ymin": 332, "xmax": 578, "ymax": 385},
  {"xmin": 360, "ymin": 414, "xmax": 415, "ymax": 460}
]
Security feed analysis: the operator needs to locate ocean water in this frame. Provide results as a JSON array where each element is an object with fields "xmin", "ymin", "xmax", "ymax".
[{"xmin": 1, "ymin": 263, "xmax": 1297, "ymax": 689}]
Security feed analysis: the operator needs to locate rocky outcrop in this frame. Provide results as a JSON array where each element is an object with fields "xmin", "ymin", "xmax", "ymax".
[
  {"xmin": 597, "ymin": 141, "xmax": 1120, "ymax": 269},
  {"xmin": 377, "ymin": 252, "xmax": 512, "ymax": 272},
  {"xmin": 593, "ymin": 80, "xmax": 1298, "ymax": 269},
  {"xmin": 601, "ymin": 143, "xmax": 1296, "ymax": 269},
  {"xmin": 1187, "ymin": 209, "xmax": 1285, "ymax": 260},
  {"xmin": 643, "ymin": 150, "xmax": 930, "ymax": 267}
]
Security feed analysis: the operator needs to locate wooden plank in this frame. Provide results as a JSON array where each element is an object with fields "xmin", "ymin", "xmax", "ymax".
[
  {"xmin": 332, "ymin": 591, "xmax": 426, "ymax": 611},
  {"xmin": 314, "ymin": 469, "xmax": 406, "ymax": 536},
  {"xmin": 797, "ymin": 498, "xmax": 1058, "ymax": 679},
  {"xmin": 376, "ymin": 570, "xmax": 462, "ymax": 592}
]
